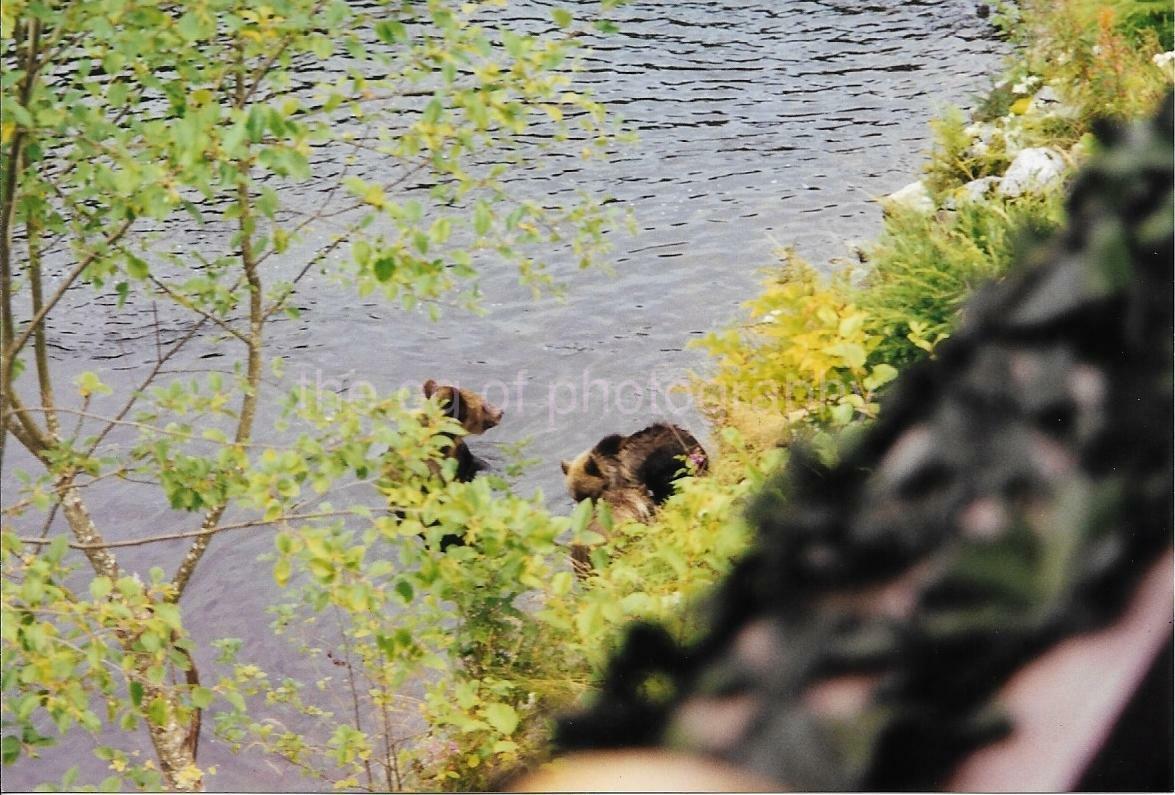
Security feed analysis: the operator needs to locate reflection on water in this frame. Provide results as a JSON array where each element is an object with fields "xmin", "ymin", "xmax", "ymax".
[{"xmin": 3, "ymin": 1, "xmax": 1004, "ymax": 790}]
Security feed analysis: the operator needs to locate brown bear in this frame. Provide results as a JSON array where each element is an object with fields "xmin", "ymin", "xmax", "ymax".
[
  {"xmin": 381, "ymin": 380, "xmax": 503, "ymax": 551},
  {"xmin": 422, "ymin": 378, "xmax": 503, "ymax": 483},
  {"xmin": 560, "ymin": 423, "xmax": 708, "ymax": 505},
  {"xmin": 561, "ymin": 423, "xmax": 708, "ymax": 576}
]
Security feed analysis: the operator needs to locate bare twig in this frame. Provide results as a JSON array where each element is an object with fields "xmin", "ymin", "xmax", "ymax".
[
  {"xmin": 333, "ymin": 605, "xmax": 376, "ymax": 790},
  {"xmin": 147, "ymin": 274, "xmax": 250, "ymax": 344},
  {"xmin": 5, "ymin": 406, "xmax": 287, "ymax": 448},
  {"xmin": 80, "ymin": 316, "xmax": 209, "ymax": 457},
  {"xmin": 15, "ymin": 509, "xmax": 368, "ymax": 550},
  {"xmin": 152, "ymin": 300, "xmax": 162, "ymax": 364},
  {"xmin": 1, "ymin": 464, "xmax": 126, "ymax": 517}
]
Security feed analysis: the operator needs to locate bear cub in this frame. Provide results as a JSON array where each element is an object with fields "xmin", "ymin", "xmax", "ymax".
[
  {"xmin": 422, "ymin": 378, "xmax": 502, "ymax": 482},
  {"xmin": 561, "ymin": 423, "xmax": 708, "ymax": 575},
  {"xmin": 381, "ymin": 380, "xmax": 502, "ymax": 551}
]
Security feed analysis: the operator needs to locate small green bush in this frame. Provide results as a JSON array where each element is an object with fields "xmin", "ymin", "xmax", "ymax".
[
  {"xmin": 924, "ymin": 109, "xmax": 1014, "ymax": 196},
  {"xmin": 860, "ymin": 193, "xmax": 1066, "ymax": 367}
]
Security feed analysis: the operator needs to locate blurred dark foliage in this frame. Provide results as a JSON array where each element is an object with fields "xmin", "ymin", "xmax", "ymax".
[{"xmin": 555, "ymin": 94, "xmax": 1174, "ymax": 790}]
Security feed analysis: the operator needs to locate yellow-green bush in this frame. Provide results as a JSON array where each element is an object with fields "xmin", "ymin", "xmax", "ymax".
[{"xmin": 694, "ymin": 254, "xmax": 898, "ymax": 453}]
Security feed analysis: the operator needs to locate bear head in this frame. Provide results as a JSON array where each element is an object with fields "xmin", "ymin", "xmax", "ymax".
[
  {"xmin": 560, "ymin": 433, "xmax": 624, "ymax": 502},
  {"xmin": 423, "ymin": 379, "xmax": 503, "ymax": 435}
]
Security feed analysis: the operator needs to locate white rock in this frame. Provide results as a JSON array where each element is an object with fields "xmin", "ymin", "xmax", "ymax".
[
  {"xmin": 957, "ymin": 176, "xmax": 1003, "ymax": 205},
  {"xmin": 883, "ymin": 180, "xmax": 935, "ymax": 213},
  {"xmin": 1153, "ymin": 50, "xmax": 1175, "ymax": 81},
  {"xmin": 999, "ymin": 148, "xmax": 1066, "ymax": 198}
]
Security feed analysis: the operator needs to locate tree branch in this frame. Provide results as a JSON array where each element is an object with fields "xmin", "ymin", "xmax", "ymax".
[
  {"xmin": 0, "ymin": 18, "xmax": 42, "ymax": 474},
  {"xmin": 27, "ymin": 216, "xmax": 60, "ymax": 440},
  {"xmin": 15, "ymin": 509, "xmax": 366, "ymax": 549},
  {"xmin": 146, "ymin": 273, "xmax": 251, "ymax": 344},
  {"xmin": 171, "ymin": 39, "xmax": 265, "ymax": 598}
]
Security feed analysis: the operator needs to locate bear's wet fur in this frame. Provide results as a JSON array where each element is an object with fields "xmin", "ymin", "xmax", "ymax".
[
  {"xmin": 422, "ymin": 378, "xmax": 503, "ymax": 483},
  {"xmin": 561, "ymin": 422, "xmax": 708, "ymax": 505},
  {"xmin": 622, "ymin": 423, "xmax": 710, "ymax": 504},
  {"xmin": 561, "ymin": 423, "xmax": 708, "ymax": 576}
]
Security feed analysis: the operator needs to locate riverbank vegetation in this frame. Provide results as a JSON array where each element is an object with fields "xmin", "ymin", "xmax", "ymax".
[{"xmin": 2, "ymin": 0, "xmax": 1171, "ymax": 791}]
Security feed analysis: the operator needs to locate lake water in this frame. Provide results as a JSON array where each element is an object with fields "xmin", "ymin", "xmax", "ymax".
[{"xmin": 3, "ymin": 1, "xmax": 1006, "ymax": 790}]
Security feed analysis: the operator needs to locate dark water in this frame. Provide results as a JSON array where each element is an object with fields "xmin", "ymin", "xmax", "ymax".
[{"xmin": 4, "ymin": 1, "xmax": 1005, "ymax": 790}]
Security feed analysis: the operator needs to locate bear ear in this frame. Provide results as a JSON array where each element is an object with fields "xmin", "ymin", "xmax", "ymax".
[
  {"xmin": 422, "ymin": 379, "xmax": 437, "ymax": 398},
  {"xmin": 594, "ymin": 434, "xmax": 624, "ymax": 458},
  {"xmin": 560, "ymin": 460, "xmax": 569, "ymax": 475}
]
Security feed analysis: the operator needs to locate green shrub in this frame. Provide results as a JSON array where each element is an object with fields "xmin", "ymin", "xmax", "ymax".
[
  {"xmin": 860, "ymin": 193, "xmax": 1066, "ymax": 367},
  {"xmin": 1019, "ymin": 1, "xmax": 1172, "ymax": 123}
]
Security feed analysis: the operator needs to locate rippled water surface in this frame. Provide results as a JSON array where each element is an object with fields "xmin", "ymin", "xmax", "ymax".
[{"xmin": 5, "ymin": 1, "xmax": 1006, "ymax": 789}]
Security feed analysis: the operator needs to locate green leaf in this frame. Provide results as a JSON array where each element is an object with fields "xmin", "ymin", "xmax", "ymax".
[
  {"xmin": 126, "ymin": 254, "xmax": 149, "ymax": 280},
  {"xmin": 129, "ymin": 681, "xmax": 144, "ymax": 708},
  {"xmin": 569, "ymin": 499, "xmax": 593, "ymax": 536},
  {"xmin": 273, "ymin": 557, "xmax": 291, "ymax": 587},
  {"xmin": 223, "ymin": 689, "xmax": 246, "ymax": 712},
  {"xmin": 307, "ymin": 558, "xmax": 334, "ymax": 581},
  {"xmin": 824, "ymin": 342, "xmax": 867, "ymax": 370},
  {"xmin": 5, "ymin": 102, "xmax": 33, "ymax": 129},
  {"xmin": 429, "ymin": 216, "xmax": 451, "ymax": 244},
  {"xmin": 422, "ymin": 98, "xmax": 443, "ymax": 125},
  {"xmin": 43, "ymin": 535, "xmax": 68, "ymax": 564},
  {"xmin": 146, "ymin": 697, "xmax": 168, "ymax": 727},
  {"xmin": 373, "ymin": 256, "xmax": 395, "ymax": 282},
  {"xmin": 1, "ymin": 735, "xmax": 20, "ymax": 765},
  {"xmin": 482, "ymin": 702, "xmax": 519, "ymax": 736},
  {"xmin": 551, "ymin": 8, "xmax": 573, "ymax": 28},
  {"xmin": 829, "ymin": 402, "xmax": 854, "ymax": 426},
  {"xmin": 16, "ymin": 694, "xmax": 39, "ymax": 721},
  {"xmin": 75, "ymin": 371, "xmax": 112, "ymax": 398},
  {"xmin": 153, "ymin": 602, "xmax": 182, "ymax": 631},
  {"xmin": 190, "ymin": 686, "xmax": 214, "ymax": 709},
  {"xmin": 864, "ymin": 363, "xmax": 899, "ymax": 391},
  {"xmin": 473, "ymin": 201, "xmax": 492, "ymax": 236},
  {"xmin": 201, "ymin": 428, "xmax": 228, "ymax": 443},
  {"xmin": 263, "ymin": 500, "xmax": 283, "ymax": 522},
  {"xmin": 101, "ymin": 51, "xmax": 124, "ymax": 75},
  {"xmin": 550, "ymin": 571, "xmax": 573, "ymax": 596}
]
